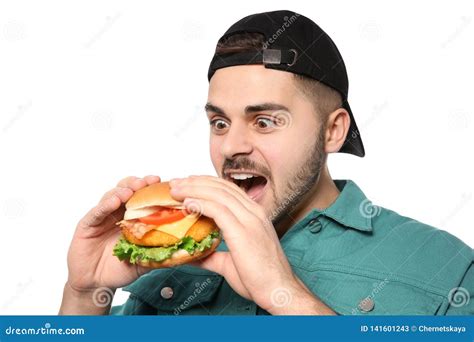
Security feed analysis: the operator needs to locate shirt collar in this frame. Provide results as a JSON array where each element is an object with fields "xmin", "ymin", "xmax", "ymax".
[{"xmin": 317, "ymin": 179, "xmax": 373, "ymax": 232}]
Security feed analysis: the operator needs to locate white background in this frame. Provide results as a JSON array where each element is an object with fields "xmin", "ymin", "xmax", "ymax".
[{"xmin": 0, "ymin": 0, "xmax": 473, "ymax": 314}]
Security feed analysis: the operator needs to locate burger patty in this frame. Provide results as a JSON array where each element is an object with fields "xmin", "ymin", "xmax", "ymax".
[{"xmin": 118, "ymin": 216, "xmax": 218, "ymax": 247}]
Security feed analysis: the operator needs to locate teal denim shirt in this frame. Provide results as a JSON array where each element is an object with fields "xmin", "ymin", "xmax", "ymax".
[{"xmin": 110, "ymin": 180, "xmax": 473, "ymax": 315}]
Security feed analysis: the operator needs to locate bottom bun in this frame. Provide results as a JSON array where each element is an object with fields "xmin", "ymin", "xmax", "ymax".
[{"xmin": 135, "ymin": 237, "xmax": 221, "ymax": 269}]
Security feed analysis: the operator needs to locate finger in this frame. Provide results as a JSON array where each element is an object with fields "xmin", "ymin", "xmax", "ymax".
[
  {"xmin": 177, "ymin": 175, "xmax": 254, "ymax": 207},
  {"xmin": 134, "ymin": 264, "xmax": 153, "ymax": 278},
  {"xmin": 173, "ymin": 176, "xmax": 267, "ymax": 221},
  {"xmin": 116, "ymin": 176, "xmax": 147, "ymax": 191},
  {"xmin": 107, "ymin": 176, "xmax": 158, "ymax": 202},
  {"xmin": 112, "ymin": 187, "xmax": 134, "ymax": 202},
  {"xmin": 116, "ymin": 176, "xmax": 138, "ymax": 187},
  {"xmin": 190, "ymin": 251, "xmax": 228, "ymax": 275},
  {"xmin": 143, "ymin": 175, "xmax": 161, "ymax": 185},
  {"xmin": 100, "ymin": 186, "xmax": 134, "ymax": 202},
  {"xmin": 173, "ymin": 185, "xmax": 262, "ymax": 227},
  {"xmin": 201, "ymin": 175, "xmax": 253, "ymax": 200},
  {"xmin": 182, "ymin": 197, "xmax": 248, "ymax": 239},
  {"xmin": 81, "ymin": 188, "xmax": 133, "ymax": 227}
]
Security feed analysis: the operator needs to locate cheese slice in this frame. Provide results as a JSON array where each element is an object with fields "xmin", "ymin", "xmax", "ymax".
[{"xmin": 155, "ymin": 213, "xmax": 200, "ymax": 239}]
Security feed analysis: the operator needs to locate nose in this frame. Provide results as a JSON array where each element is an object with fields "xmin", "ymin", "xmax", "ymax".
[{"xmin": 220, "ymin": 122, "xmax": 253, "ymax": 159}]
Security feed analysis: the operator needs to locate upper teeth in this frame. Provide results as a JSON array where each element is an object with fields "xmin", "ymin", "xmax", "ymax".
[{"xmin": 230, "ymin": 173, "xmax": 255, "ymax": 180}]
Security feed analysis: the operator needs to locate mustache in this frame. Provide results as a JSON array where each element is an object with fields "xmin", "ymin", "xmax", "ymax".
[{"xmin": 222, "ymin": 157, "xmax": 271, "ymax": 180}]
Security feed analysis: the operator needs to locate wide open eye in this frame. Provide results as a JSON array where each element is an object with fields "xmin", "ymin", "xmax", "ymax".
[
  {"xmin": 210, "ymin": 118, "xmax": 229, "ymax": 133},
  {"xmin": 255, "ymin": 117, "xmax": 278, "ymax": 130}
]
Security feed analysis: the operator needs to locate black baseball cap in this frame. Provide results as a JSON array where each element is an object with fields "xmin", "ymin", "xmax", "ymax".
[{"xmin": 208, "ymin": 10, "xmax": 365, "ymax": 157}]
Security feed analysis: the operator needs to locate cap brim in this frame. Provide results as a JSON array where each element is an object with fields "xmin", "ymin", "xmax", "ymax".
[{"xmin": 339, "ymin": 101, "xmax": 365, "ymax": 157}]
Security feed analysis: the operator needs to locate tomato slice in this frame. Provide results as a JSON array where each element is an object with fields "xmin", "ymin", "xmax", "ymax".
[{"xmin": 138, "ymin": 207, "xmax": 186, "ymax": 226}]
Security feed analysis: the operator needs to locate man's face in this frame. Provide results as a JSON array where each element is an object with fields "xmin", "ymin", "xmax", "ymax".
[{"xmin": 207, "ymin": 65, "xmax": 327, "ymax": 225}]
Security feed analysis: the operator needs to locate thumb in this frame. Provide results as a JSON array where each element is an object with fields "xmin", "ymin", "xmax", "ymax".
[
  {"xmin": 134, "ymin": 263, "xmax": 154, "ymax": 278},
  {"xmin": 190, "ymin": 251, "xmax": 230, "ymax": 276}
]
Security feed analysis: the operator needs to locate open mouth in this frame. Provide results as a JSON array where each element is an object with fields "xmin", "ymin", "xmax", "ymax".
[{"xmin": 225, "ymin": 171, "xmax": 268, "ymax": 201}]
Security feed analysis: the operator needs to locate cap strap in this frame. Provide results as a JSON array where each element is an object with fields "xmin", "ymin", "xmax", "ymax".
[{"xmin": 210, "ymin": 49, "xmax": 297, "ymax": 70}]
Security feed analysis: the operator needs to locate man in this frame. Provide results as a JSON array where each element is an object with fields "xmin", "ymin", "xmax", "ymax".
[{"xmin": 59, "ymin": 10, "xmax": 473, "ymax": 315}]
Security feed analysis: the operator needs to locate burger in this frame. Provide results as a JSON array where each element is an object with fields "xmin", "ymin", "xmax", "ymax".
[{"xmin": 113, "ymin": 181, "xmax": 221, "ymax": 268}]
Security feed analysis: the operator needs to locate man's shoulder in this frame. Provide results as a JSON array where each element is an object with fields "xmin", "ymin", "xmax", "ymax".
[
  {"xmin": 300, "ymin": 204, "xmax": 473, "ymax": 315},
  {"xmin": 373, "ymin": 206, "xmax": 470, "ymax": 254},
  {"xmin": 368, "ymin": 206, "xmax": 472, "ymax": 291}
]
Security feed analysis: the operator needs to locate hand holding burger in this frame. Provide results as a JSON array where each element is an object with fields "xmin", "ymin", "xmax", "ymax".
[{"xmin": 61, "ymin": 176, "xmax": 163, "ymax": 315}]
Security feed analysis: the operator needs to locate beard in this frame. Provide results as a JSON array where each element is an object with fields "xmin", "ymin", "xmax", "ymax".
[{"xmin": 269, "ymin": 127, "xmax": 327, "ymax": 227}]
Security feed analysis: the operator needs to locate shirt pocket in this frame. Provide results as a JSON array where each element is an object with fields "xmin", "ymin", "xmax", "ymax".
[
  {"xmin": 298, "ymin": 269, "xmax": 446, "ymax": 315},
  {"xmin": 125, "ymin": 267, "xmax": 223, "ymax": 315}
]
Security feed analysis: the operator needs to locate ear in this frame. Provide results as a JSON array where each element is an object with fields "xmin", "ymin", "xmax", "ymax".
[{"xmin": 324, "ymin": 108, "xmax": 350, "ymax": 154}]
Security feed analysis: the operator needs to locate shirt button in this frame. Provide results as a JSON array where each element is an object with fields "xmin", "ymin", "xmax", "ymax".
[
  {"xmin": 160, "ymin": 286, "xmax": 174, "ymax": 299},
  {"xmin": 308, "ymin": 218, "xmax": 322, "ymax": 233},
  {"xmin": 358, "ymin": 297, "xmax": 375, "ymax": 313}
]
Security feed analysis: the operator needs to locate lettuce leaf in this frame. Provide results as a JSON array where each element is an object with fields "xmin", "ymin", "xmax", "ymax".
[
  {"xmin": 113, "ymin": 231, "xmax": 220, "ymax": 264},
  {"xmin": 195, "ymin": 233, "xmax": 215, "ymax": 252}
]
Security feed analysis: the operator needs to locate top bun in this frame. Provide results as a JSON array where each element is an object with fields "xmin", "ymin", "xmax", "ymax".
[{"xmin": 125, "ymin": 182, "xmax": 183, "ymax": 210}]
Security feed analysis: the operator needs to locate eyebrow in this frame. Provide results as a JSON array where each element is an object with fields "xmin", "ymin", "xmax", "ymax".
[{"xmin": 205, "ymin": 102, "xmax": 290, "ymax": 118}]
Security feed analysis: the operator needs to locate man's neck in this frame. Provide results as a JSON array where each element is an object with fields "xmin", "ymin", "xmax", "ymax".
[{"xmin": 274, "ymin": 167, "xmax": 340, "ymax": 238}]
